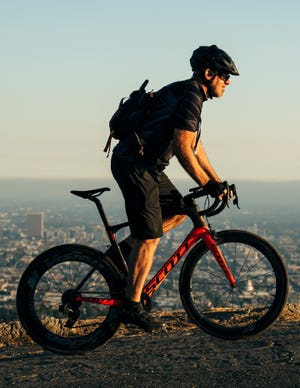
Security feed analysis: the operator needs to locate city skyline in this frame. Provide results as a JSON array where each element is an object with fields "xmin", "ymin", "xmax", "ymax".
[
  {"xmin": 1, "ymin": 187, "xmax": 299, "ymax": 324},
  {"xmin": 1, "ymin": 1, "xmax": 300, "ymax": 182}
]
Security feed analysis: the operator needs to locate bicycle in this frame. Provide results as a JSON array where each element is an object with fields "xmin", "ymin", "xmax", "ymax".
[{"xmin": 16, "ymin": 184, "xmax": 289, "ymax": 354}]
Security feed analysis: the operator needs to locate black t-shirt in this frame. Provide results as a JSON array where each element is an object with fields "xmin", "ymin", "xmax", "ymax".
[{"xmin": 112, "ymin": 76, "xmax": 207, "ymax": 164}]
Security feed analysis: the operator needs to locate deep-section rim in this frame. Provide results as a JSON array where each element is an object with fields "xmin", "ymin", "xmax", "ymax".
[
  {"xmin": 179, "ymin": 230, "xmax": 289, "ymax": 339},
  {"xmin": 17, "ymin": 244, "xmax": 124, "ymax": 354}
]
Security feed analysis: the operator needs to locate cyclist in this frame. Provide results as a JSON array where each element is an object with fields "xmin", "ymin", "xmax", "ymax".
[{"xmin": 110, "ymin": 44, "xmax": 239, "ymax": 332}]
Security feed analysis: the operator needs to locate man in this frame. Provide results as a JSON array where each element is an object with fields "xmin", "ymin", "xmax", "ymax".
[{"xmin": 110, "ymin": 44, "xmax": 239, "ymax": 331}]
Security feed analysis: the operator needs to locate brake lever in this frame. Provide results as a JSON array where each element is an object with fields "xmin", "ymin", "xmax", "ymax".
[
  {"xmin": 230, "ymin": 184, "xmax": 240, "ymax": 209},
  {"xmin": 223, "ymin": 181, "xmax": 231, "ymax": 207}
]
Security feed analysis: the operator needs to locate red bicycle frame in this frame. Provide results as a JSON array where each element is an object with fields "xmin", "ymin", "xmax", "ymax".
[
  {"xmin": 75, "ymin": 225, "xmax": 237, "ymax": 307},
  {"xmin": 144, "ymin": 225, "xmax": 237, "ymax": 297}
]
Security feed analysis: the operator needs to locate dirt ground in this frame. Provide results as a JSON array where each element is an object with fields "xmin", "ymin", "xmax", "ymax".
[{"xmin": 0, "ymin": 305, "xmax": 299, "ymax": 387}]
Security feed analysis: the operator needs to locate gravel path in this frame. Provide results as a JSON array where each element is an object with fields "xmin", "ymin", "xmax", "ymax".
[{"xmin": 0, "ymin": 306, "xmax": 299, "ymax": 387}]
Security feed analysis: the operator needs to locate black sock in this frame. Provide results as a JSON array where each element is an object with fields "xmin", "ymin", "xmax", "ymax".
[{"xmin": 123, "ymin": 298, "xmax": 139, "ymax": 310}]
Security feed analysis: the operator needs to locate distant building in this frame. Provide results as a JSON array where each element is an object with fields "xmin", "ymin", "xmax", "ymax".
[{"xmin": 26, "ymin": 212, "xmax": 44, "ymax": 239}]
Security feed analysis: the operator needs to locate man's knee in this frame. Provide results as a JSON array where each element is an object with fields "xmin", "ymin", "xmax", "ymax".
[
  {"xmin": 175, "ymin": 214, "xmax": 187, "ymax": 224},
  {"xmin": 162, "ymin": 214, "xmax": 187, "ymax": 233}
]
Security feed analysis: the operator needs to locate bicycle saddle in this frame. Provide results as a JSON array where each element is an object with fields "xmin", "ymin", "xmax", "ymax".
[{"xmin": 71, "ymin": 187, "xmax": 110, "ymax": 199}]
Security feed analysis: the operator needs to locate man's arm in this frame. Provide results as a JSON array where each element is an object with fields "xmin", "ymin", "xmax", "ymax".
[
  {"xmin": 194, "ymin": 137, "xmax": 221, "ymax": 182},
  {"xmin": 173, "ymin": 128, "xmax": 221, "ymax": 186}
]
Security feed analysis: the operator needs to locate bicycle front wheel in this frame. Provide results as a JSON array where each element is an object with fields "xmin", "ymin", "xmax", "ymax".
[
  {"xmin": 179, "ymin": 230, "xmax": 289, "ymax": 339},
  {"xmin": 17, "ymin": 244, "xmax": 124, "ymax": 354}
]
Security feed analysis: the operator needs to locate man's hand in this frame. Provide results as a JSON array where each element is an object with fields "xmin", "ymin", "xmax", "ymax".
[{"xmin": 203, "ymin": 180, "xmax": 228, "ymax": 200}]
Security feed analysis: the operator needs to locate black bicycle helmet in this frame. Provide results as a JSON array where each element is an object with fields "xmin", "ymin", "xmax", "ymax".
[{"xmin": 190, "ymin": 44, "xmax": 239, "ymax": 76}]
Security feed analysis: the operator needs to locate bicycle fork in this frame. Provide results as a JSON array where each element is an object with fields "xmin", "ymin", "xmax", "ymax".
[{"xmin": 198, "ymin": 227, "xmax": 237, "ymax": 288}]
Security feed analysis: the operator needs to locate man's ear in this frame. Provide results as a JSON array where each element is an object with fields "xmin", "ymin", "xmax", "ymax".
[{"xmin": 204, "ymin": 68, "xmax": 215, "ymax": 80}]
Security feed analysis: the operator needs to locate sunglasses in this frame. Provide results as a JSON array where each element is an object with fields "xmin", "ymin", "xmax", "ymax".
[{"xmin": 218, "ymin": 72, "xmax": 230, "ymax": 82}]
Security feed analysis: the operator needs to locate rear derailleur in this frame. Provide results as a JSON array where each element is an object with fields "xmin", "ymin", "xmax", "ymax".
[{"xmin": 59, "ymin": 289, "xmax": 82, "ymax": 328}]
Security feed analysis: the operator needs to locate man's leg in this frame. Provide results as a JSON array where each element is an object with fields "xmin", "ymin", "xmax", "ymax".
[
  {"xmin": 126, "ymin": 214, "xmax": 186, "ymax": 302},
  {"xmin": 119, "ymin": 214, "xmax": 186, "ymax": 332},
  {"xmin": 126, "ymin": 237, "xmax": 160, "ymax": 302},
  {"xmin": 119, "ymin": 237, "xmax": 161, "ymax": 332}
]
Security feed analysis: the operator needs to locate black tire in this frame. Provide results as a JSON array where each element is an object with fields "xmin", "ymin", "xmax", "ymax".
[
  {"xmin": 17, "ymin": 244, "xmax": 124, "ymax": 354},
  {"xmin": 179, "ymin": 230, "xmax": 289, "ymax": 339}
]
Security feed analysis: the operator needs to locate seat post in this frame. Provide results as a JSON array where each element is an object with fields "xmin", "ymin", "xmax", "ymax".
[
  {"xmin": 91, "ymin": 197, "xmax": 115, "ymax": 243},
  {"xmin": 92, "ymin": 196, "xmax": 128, "ymax": 274}
]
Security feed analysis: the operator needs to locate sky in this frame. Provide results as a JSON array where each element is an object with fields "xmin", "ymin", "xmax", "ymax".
[{"xmin": 1, "ymin": 0, "xmax": 299, "ymax": 182}]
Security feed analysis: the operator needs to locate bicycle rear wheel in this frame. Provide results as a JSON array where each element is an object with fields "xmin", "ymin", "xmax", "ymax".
[
  {"xmin": 179, "ymin": 230, "xmax": 288, "ymax": 339},
  {"xmin": 17, "ymin": 244, "xmax": 124, "ymax": 354}
]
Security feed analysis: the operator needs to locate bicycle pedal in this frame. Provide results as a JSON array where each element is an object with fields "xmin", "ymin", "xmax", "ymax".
[{"xmin": 65, "ymin": 308, "xmax": 80, "ymax": 328}]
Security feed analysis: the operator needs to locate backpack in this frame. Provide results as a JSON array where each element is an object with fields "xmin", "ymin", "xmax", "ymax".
[{"xmin": 103, "ymin": 80, "xmax": 156, "ymax": 157}]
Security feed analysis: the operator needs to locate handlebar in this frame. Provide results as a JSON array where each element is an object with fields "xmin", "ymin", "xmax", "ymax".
[{"xmin": 183, "ymin": 182, "xmax": 240, "ymax": 217}]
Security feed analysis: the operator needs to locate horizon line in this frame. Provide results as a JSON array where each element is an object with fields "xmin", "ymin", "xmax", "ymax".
[{"xmin": 0, "ymin": 177, "xmax": 300, "ymax": 183}]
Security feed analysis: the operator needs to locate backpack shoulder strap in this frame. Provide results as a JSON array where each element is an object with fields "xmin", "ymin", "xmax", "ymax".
[{"xmin": 103, "ymin": 133, "xmax": 114, "ymax": 157}]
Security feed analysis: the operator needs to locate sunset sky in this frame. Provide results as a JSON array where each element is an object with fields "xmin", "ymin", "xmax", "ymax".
[{"xmin": 1, "ymin": 0, "xmax": 299, "ymax": 182}]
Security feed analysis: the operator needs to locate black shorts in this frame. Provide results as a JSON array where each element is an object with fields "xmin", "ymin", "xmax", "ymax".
[{"xmin": 111, "ymin": 154, "xmax": 184, "ymax": 239}]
